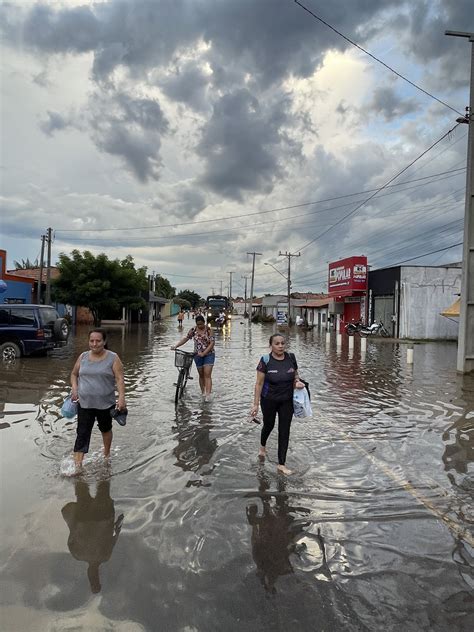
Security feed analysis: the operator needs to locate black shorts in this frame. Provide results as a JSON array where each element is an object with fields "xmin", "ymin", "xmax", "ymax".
[{"xmin": 74, "ymin": 404, "xmax": 114, "ymax": 453}]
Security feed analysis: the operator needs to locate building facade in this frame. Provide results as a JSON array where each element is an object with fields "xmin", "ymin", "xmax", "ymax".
[{"xmin": 369, "ymin": 264, "xmax": 461, "ymax": 339}]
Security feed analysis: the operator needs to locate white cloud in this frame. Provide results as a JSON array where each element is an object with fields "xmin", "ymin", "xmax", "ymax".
[{"xmin": 1, "ymin": 0, "xmax": 470, "ymax": 297}]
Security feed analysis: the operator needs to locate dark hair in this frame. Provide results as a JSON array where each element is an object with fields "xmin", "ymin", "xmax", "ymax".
[
  {"xmin": 269, "ymin": 333, "xmax": 286, "ymax": 345},
  {"xmin": 195, "ymin": 315, "xmax": 205, "ymax": 324},
  {"xmin": 89, "ymin": 328, "xmax": 108, "ymax": 349}
]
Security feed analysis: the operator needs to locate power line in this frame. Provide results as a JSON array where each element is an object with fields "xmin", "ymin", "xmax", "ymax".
[
  {"xmin": 295, "ymin": 123, "xmax": 463, "ymax": 253},
  {"xmin": 56, "ymin": 169, "xmax": 465, "ymax": 245},
  {"xmin": 55, "ymin": 167, "xmax": 465, "ymax": 235},
  {"xmin": 379, "ymin": 241, "xmax": 463, "ymax": 267},
  {"xmin": 293, "ymin": 0, "xmax": 464, "ymax": 117},
  {"xmin": 290, "ymin": 213, "xmax": 464, "ymax": 286}
]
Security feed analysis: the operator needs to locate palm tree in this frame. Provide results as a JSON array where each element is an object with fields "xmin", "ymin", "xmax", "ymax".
[{"xmin": 13, "ymin": 257, "xmax": 39, "ymax": 269}]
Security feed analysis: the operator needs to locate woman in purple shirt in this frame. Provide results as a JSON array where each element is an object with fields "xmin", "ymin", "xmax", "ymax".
[{"xmin": 251, "ymin": 334, "xmax": 305, "ymax": 475}]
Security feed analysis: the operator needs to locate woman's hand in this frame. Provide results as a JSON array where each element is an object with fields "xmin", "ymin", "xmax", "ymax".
[
  {"xmin": 71, "ymin": 389, "xmax": 78, "ymax": 402},
  {"xmin": 170, "ymin": 345, "xmax": 176, "ymax": 350},
  {"xmin": 197, "ymin": 351, "xmax": 205, "ymax": 357},
  {"xmin": 117, "ymin": 396, "xmax": 126, "ymax": 411},
  {"xmin": 250, "ymin": 404, "xmax": 258, "ymax": 417},
  {"xmin": 295, "ymin": 380, "xmax": 305, "ymax": 389}
]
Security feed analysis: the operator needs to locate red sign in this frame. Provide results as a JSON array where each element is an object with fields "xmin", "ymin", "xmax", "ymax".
[{"xmin": 328, "ymin": 256, "xmax": 367, "ymax": 297}]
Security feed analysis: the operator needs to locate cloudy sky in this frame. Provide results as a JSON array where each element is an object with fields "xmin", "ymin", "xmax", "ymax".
[{"xmin": 1, "ymin": 0, "xmax": 472, "ymax": 297}]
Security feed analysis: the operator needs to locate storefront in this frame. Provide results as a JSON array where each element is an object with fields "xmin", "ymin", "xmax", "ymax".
[
  {"xmin": 328, "ymin": 256, "xmax": 368, "ymax": 332},
  {"xmin": 0, "ymin": 249, "xmax": 35, "ymax": 304}
]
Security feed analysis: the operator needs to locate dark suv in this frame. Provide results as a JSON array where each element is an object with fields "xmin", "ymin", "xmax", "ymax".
[{"xmin": 0, "ymin": 304, "xmax": 69, "ymax": 361}]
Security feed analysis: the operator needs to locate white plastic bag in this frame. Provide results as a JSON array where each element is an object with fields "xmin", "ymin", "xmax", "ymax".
[{"xmin": 293, "ymin": 387, "xmax": 312, "ymax": 418}]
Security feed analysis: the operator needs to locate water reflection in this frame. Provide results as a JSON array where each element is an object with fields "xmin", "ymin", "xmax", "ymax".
[
  {"xmin": 245, "ymin": 471, "xmax": 312, "ymax": 593},
  {"xmin": 173, "ymin": 406, "xmax": 218, "ymax": 474},
  {"xmin": 2, "ymin": 323, "xmax": 474, "ymax": 630},
  {"xmin": 61, "ymin": 480, "xmax": 123, "ymax": 593}
]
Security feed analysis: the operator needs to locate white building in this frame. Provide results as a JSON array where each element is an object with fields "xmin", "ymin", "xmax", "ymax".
[{"xmin": 369, "ymin": 264, "xmax": 462, "ymax": 339}]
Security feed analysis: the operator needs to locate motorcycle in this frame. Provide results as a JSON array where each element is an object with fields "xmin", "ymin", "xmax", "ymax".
[
  {"xmin": 359, "ymin": 321, "xmax": 390, "ymax": 337},
  {"xmin": 345, "ymin": 320, "xmax": 364, "ymax": 335}
]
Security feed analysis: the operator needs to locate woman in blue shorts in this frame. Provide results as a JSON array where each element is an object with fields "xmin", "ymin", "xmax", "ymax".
[{"xmin": 171, "ymin": 315, "xmax": 215, "ymax": 400}]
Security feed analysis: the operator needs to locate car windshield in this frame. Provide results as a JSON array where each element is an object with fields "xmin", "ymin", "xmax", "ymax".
[
  {"xmin": 209, "ymin": 299, "xmax": 226, "ymax": 308},
  {"xmin": 39, "ymin": 307, "xmax": 59, "ymax": 326}
]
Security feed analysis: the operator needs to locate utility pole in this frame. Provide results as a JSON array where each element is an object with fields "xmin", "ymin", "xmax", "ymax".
[
  {"xmin": 219, "ymin": 280, "xmax": 223, "ymax": 295},
  {"xmin": 247, "ymin": 251, "xmax": 262, "ymax": 322},
  {"xmin": 242, "ymin": 275, "xmax": 249, "ymax": 317},
  {"xmin": 279, "ymin": 251, "xmax": 301, "ymax": 325},
  {"xmin": 446, "ymin": 31, "xmax": 474, "ymax": 373},
  {"xmin": 227, "ymin": 271, "xmax": 234, "ymax": 300},
  {"xmin": 45, "ymin": 227, "xmax": 53, "ymax": 305},
  {"xmin": 211, "ymin": 287, "xmax": 215, "ymax": 296},
  {"xmin": 37, "ymin": 234, "xmax": 46, "ymax": 305}
]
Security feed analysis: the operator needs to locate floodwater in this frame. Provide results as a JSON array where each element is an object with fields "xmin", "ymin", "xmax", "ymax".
[{"xmin": 0, "ymin": 320, "xmax": 473, "ymax": 632}]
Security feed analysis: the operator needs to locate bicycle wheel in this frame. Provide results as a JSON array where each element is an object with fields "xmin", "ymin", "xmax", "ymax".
[
  {"xmin": 179, "ymin": 367, "xmax": 189, "ymax": 400},
  {"xmin": 175, "ymin": 370, "xmax": 185, "ymax": 405}
]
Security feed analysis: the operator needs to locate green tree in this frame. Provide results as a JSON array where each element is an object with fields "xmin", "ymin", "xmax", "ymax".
[
  {"xmin": 176, "ymin": 289, "xmax": 201, "ymax": 309},
  {"xmin": 155, "ymin": 275, "xmax": 176, "ymax": 299},
  {"xmin": 13, "ymin": 257, "xmax": 39, "ymax": 269},
  {"xmin": 52, "ymin": 250, "xmax": 147, "ymax": 325},
  {"xmin": 174, "ymin": 297, "xmax": 191, "ymax": 309}
]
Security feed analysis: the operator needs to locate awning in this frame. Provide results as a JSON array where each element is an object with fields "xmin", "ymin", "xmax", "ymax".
[{"xmin": 440, "ymin": 298, "xmax": 460, "ymax": 318}]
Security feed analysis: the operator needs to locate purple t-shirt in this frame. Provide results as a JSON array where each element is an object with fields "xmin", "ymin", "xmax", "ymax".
[{"xmin": 257, "ymin": 352, "xmax": 297, "ymax": 402}]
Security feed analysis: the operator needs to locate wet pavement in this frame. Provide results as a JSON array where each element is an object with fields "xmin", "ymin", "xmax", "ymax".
[{"xmin": 0, "ymin": 320, "xmax": 473, "ymax": 631}]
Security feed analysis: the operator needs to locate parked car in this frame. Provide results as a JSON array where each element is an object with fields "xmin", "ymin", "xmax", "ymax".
[{"xmin": 0, "ymin": 304, "xmax": 69, "ymax": 361}]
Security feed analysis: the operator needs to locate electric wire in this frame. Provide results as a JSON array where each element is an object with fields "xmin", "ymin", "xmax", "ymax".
[
  {"xmin": 56, "ymin": 172, "xmax": 465, "ymax": 246},
  {"xmin": 381, "ymin": 241, "xmax": 463, "ymax": 267},
  {"xmin": 294, "ymin": 123, "xmax": 463, "ymax": 253},
  {"xmin": 54, "ymin": 167, "xmax": 465, "ymax": 235},
  {"xmin": 293, "ymin": 0, "xmax": 464, "ymax": 117}
]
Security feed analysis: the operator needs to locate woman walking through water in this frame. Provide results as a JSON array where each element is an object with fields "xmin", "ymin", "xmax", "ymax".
[
  {"xmin": 70, "ymin": 328, "xmax": 126, "ymax": 473},
  {"xmin": 250, "ymin": 334, "xmax": 305, "ymax": 475},
  {"xmin": 171, "ymin": 315, "xmax": 215, "ymax": 401}
]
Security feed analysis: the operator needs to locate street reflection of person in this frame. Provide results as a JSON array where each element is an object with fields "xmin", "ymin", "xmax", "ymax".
[
  {"xmin": 250, "ymin": 334, "xmax": 305, "ymax": 475},
  {"xmin": 171, "ymin": 315, "xmax": 215, "ymax": 401},
  {"xmin": 173, "ymin": 407, "xmax": 218, "ymax": 473},
  {"xmin": 246, "ymin": 475, "xmax": 310, "ymax": 593},
  {"xmin": 61, "ymin": 480, "xmax": 123, "ymax": 593},
  {"xmin": 70, "ymin": 328, "xmax": 126, "ymax": 472}
]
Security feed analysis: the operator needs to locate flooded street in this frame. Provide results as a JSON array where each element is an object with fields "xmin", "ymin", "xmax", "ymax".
[{"xmin": 1, "ymin": 320, "xmax": 473, "ymax": 631}]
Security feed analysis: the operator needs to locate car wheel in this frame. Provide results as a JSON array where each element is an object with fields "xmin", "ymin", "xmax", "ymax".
[
  {"xmin": 54, "ymin": 318, "xmax": 69, "ymax": 341},
  {"xmin": 0, "ymin": 342, "xmax": 21, "ymax": 361}
]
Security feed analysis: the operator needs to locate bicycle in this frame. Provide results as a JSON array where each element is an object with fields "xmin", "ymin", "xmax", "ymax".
[{"xmin": 174, "ymin": 349, "xmax": 195, "ymax": 404}]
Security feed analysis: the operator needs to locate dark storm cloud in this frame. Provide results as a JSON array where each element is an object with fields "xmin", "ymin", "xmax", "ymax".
[
  {"xmin": 0, "ymin": 0, "xmax": 405, "ymax": 195},
  {"xmin": 161, "ymin": 60, "xmax": 211, "ymax": 111},
  {"xmin": 1, "ymin": 0, "xmax": 401, "ymax": 85},
  {"xmin": 366, "ymin": 86, "xmax": 420, "ymax": 121},
  {"xmin": 89, "ymin": 90, "xmax": 169, "ymax": 182},
  {"xmin": 151, "ymin": 181, "xmax": 207, "ymax": 220},
  {"xmin": 39, "ymin": 110, "xmax": 72, "ymax": 136},
  {"xmin": 403, "ymin": 0, "xmax": 473, "ymax": 91},
  {"xmin": 196, "ymin": 89, "xmax": 298, "ymax": 200}
]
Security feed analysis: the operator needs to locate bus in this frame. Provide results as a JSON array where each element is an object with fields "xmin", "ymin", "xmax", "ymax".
[{"xmin": 205, "ymin": 295, "xmax": 231, "ymax": 323}]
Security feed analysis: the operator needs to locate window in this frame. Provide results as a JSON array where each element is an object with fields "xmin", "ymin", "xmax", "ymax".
[
  {"xmin": 10, "ymin": 308, "xmax": 36, "ymax": 326},
  {"xmin": 0, "ymin": 308, "xmax": 10, "ymax": 324},
  {"xmin": 39, "ymin": 307, "xmax": 58, "ymax": 327}
]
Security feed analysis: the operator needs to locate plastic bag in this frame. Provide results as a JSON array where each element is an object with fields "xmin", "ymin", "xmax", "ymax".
[
  {"xmin": 293, "ymin": 386, "xmax": 312, "ymax": 418},
  {"xmin": 61, "ymin": 395, "xmax": 78, "ymax": 419}
]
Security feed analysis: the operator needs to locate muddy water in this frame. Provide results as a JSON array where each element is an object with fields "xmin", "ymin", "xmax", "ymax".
[{"xmin": 0, "ymin": 321, "xmax": 473, "ymax": 631}]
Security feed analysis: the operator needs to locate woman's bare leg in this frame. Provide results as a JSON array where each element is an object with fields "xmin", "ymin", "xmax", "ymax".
[
  {"xmin": 203, "ymin": 365, "xmax": 213, "ymax": 395},
  {"xmin": 102, "ymin": 430, "xmax": 113, "ymax": 457},
  {"xmin": 197, "ymin": 367, "xmax": 205, "ymax": 394}
]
